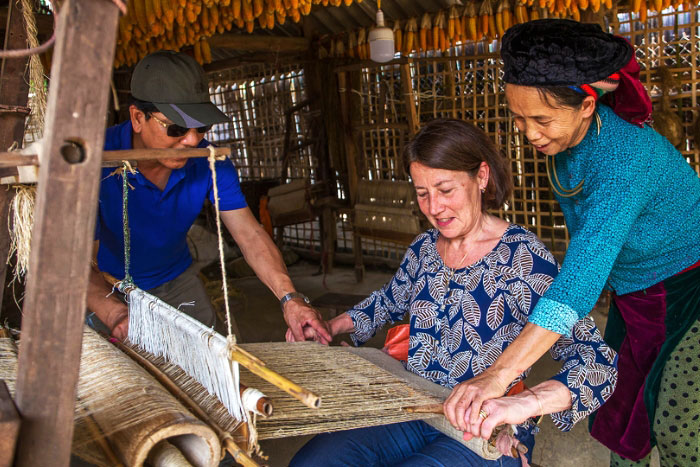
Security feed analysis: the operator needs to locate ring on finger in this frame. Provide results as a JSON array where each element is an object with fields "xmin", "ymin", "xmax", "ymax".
[{"xmin": 479, "ymin": 409, "xmax": 489, "ymax": 420}]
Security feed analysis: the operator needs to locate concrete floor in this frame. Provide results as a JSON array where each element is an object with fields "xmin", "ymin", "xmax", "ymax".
[{"xmin": 223, "ymin": 257, "xmax": 623, "ymax": 467}]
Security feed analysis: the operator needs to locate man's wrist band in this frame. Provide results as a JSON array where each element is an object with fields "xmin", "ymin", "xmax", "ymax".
[{"xmin": 279, "ymin": 292, "xmax": 310, "ymax": 310}]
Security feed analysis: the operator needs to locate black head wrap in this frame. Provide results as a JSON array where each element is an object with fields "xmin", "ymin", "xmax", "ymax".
[{"xmin": 501, "ymin": 19, "xmax": 633, "ymax": 86}]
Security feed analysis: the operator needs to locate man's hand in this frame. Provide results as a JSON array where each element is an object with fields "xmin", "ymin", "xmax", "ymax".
[
  {"xmin": 283, "ymin": 299, "xmax": 332, "ymax": 344},
  {"xmin": 103, "ymin": 303, "xmax": 129, "ymax": 341},
  {"xmin": 443, "ymin": 368, "xmax": 510, "ymax": 433}
]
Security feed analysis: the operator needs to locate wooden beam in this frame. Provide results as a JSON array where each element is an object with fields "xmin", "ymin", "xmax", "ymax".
[
  {"xmin": 0, "ymin": 0, "xmax": 32, "ymax": 320},
  {"xmin": 0, "ymin": 147, "xmax": 233, "ymax": 169},
  {"xmin": 337, "ymin": 70, "xmax": 365, "ymax": 282},
  {"xmin": 13, "ymin": 0, "xmax": 120, "ymax": 465},
  {"xmin": 0, "ymin": 380, "xmax": 20, "ymax": 467},
  {"xmin": 208, "ymin": 33, "xmax": 309, "ymax": 53},
  {"xmin": 203, "ymin": 53, "xmax": 305, "ymax": 73},
  {"xmin": 400, "ymin": 63, "xmax": 420, "ymax": 137}
]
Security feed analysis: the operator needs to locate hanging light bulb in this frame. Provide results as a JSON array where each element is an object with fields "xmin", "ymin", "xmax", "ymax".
[{"xmin": 368, "ymin": 1, "xmax": 394, "ymax": 63}]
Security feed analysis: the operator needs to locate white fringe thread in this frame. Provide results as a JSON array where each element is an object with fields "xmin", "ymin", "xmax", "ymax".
[{"xmin": 126, "ymin": 287, "xmax": 246, "ymax": 422}]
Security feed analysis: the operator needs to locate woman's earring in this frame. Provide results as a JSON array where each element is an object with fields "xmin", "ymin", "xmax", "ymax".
[{"xmin": 480, "ymin": 187, "xmax": 486, "ymax": 194}]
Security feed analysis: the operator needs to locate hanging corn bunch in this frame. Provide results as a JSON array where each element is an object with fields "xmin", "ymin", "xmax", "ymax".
[
  {"xmin": 393, "ymin": 19, "xmax": 403, "ymax": 55},
  {"xmin": 447, "ymin": 6, "xmax": 460, "ymax": 47},
  {"xmin": 404, "ymin": 18, "xmax": 418, "ymax": 55},
  {"xmin": 116, "ymin": 0, "xmax": 365, "ymax": 68},
  {"xmin": 320, "ymin": 0, "xmax": 693, "ymax": 61},
  {"xmin": 419, "ymin": 13, "xmax": 431, "ymax": 52},
  {"xmin": 357, "ymin": 27, "xmax": 368, "ymax": 60}
]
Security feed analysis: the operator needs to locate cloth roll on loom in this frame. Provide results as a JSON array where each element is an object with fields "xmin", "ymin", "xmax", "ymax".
[
  {"xmin": 235, "ymin": 342, "xmax": 503, "ymax": 461},
  {"xmin": 0, "ymin": 327, "xmax": 221, "ymax": 466}
]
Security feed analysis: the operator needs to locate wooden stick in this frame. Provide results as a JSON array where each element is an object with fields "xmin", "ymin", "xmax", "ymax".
[
  {"xmin": 229, "ymin": 347, "xmax": 321, "ymax": 410},
  {"xmin": 224, "ymin": 438, "xmax": 260, "ymax": 467},
  {"xmin": 110, "ymin": 338, "xmax": 260, "ymax": 467},
  {"xmin": 401, "ymin": 404, "xmax": 528, "ymax": 455},
  {"xmin": 402, "ymin": 403, "xmax": 443, "ymax": 414},
  {"xmin": 0, "ymin": 380, "xmax": 20, "ymax": 467},
  {"xmin": 0, "ymin": 147, "xmax": 231, "ymax": 168}
]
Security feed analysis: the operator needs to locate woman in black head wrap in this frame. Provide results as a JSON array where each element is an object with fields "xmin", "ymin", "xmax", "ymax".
[{"xmin": 447, "ymin": 19, "xmax": 700, "ymax": 467}]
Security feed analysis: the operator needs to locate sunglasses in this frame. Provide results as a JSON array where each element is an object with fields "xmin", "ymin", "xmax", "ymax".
[{"xmin": 148, "ymin": 112, "xmax": 212, "ymax": 138}]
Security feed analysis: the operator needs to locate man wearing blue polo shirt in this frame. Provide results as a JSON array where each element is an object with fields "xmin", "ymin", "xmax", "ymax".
[{"xmin": 87, "ymin": 51, "xmax": 330, "ymax": 344}]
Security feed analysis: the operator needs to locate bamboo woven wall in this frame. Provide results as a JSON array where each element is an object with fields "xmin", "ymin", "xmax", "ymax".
[
  {"xmin": 340, "ymin": 7, "xmax": 700, "ymax": 261},
  {"xmin": 207, "ymin": 63, "xmax": 317, "ymax": 181},
  {"xmin": 201, "ymin": 8, "xmax": 700, "ymax": 264},
  {"xmin": 207, "ymin": 62, "xmax": 337, "ymax": 252}
]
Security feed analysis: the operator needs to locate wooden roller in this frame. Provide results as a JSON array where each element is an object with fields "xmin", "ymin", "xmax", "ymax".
[{"xmin": 75, "ymin": 328, "xmax": 222, "ymax": 467}]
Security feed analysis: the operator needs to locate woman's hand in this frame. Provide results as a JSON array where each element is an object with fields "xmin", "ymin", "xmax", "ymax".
[
  {"xmin": 462, "ymin": 395, "xmax": 537, "ymax": 441},
  {"xmin": 457, "ymin": 380, "xmax": 571, "ymax": 441},
  {"xmin": 443, "ymin": 368, "xmax": 510, "ymax": 432},
  {"xmin": 285, "ymin": 324, "xmax": 322, "ymax": 343}
]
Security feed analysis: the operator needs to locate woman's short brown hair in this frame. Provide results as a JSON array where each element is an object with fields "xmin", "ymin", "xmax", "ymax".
[{"xmin": 403, "ymin": 118, "xmax": 513, "ymax": 211}]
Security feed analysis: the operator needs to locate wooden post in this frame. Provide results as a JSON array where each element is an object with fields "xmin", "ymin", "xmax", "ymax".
[
  {"xmin": 400, "ymin": 63, "xmax": 419, "ymax": 137},
  {"xmin": 0, "ymin": 380, "xmax": 20, "ymax": 467},
  {"xmin": 13, "ymin": 1, "xmax": 119, "ymax": 465},
  {"xmin": 337, "ymin": 71, "xmax": 365, "ymax": 282},
  {"xmin": 302, "ymin": 35, "xmax": 338, "ymax": 274},
  {"xmin": 0, "ymin": 0, "xmax": 32, "ymax": 318}
]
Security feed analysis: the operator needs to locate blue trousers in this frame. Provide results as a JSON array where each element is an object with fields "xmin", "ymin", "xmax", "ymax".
[{"xmin": 290, "ymin": 421, "xmax": 529, "ymax": 467}]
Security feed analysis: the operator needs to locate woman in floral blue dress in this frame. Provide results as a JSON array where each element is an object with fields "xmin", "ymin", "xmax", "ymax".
[{"xmin": 289, "ymin": 119, "xmax": 617, "ymax": 467}]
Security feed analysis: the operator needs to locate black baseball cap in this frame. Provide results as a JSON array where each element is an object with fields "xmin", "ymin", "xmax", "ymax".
[{"xmin": 131, "ymin": 50, "xmax": 229, "ymax": 128}]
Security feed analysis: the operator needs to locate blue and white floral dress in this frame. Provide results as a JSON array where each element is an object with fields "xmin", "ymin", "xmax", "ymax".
[{"xmin": 348, "ymin": 224, "xmax": 617, "ymax": 436}]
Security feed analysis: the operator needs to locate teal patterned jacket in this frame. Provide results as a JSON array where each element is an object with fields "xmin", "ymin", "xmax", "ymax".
[{"xmin": 529, "ymin": 104, "xmax": 700, "ymax": 336}]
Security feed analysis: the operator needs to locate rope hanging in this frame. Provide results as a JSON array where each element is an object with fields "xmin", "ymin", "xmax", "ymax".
[
  {"xmin": 207, "ymin": 146, "xmax": 236, "ymax": 345},
  {"xmin": 121, "ymin": 161, "xmax": 134, "ymax": 286}
]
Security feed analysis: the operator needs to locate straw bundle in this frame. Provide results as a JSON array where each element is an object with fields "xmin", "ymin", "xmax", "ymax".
[{"xmin": 7, "ymin": 185, "xmax": 36, "ymax": 282}]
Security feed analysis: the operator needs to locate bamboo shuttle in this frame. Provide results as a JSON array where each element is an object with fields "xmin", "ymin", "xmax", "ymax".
[
  {"xmin": 241, "ymin": 384, "xmax": 273, "ymax": 417},
  {"xmin": 229, "ymin": 347, "xmax": 321, "ymax": 409}
]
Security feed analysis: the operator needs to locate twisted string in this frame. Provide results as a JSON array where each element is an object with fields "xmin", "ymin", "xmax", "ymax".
[
  {"xmin": 207, "ymin": 147, "xmax": 235, "ymax": 345},
  {"xmin": 121, "ymin": 161, "xmax": 134, "ymax": 286}
]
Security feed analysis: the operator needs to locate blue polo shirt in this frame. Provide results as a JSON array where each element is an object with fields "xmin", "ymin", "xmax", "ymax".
[{"xmin": 97, "ymin": 120, "xmax": 247, "ymax": 289}]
